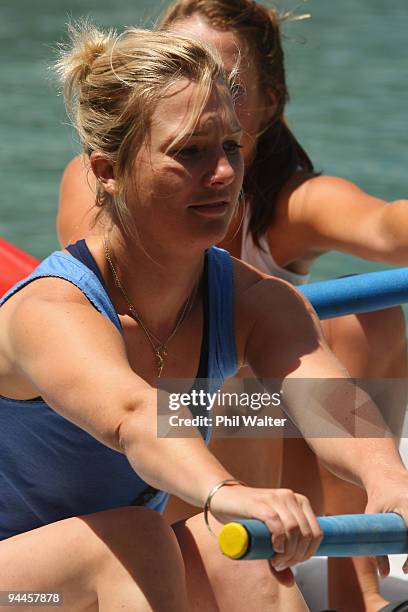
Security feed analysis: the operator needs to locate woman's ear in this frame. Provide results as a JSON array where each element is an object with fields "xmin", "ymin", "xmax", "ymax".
[{"xmin": 90, "ymin": 153, "xmax": 116, "ymax": 196}]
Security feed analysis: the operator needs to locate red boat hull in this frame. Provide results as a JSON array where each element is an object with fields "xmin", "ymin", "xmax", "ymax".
[{"xmin": 0, "ymin": 237, "xmax": 39, "ymax": 297}]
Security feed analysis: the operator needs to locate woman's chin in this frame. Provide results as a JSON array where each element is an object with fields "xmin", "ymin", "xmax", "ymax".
[
  {"xmin": 172, "ymin": 228, "xmax": 228, "ymax": 255},
  {"xmin": 195, "ymin": 218, "xmax": 232, "ymax": 248}
]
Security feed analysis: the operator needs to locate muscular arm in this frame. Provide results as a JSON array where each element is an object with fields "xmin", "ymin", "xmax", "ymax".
[
  {"xmin": 57, "ymin": 156, "xmax": 100, "ymax": 247},
  {"xmin": 2, "ymin": 279, "xmax": 231, "ymax": 508},
  {"xmin": 242, "ymin": 275, "xmax": 406, "ymax": 491},
  {"xmin": 279, "ymin": 175, "xmax": 408, "ymax": 265}
]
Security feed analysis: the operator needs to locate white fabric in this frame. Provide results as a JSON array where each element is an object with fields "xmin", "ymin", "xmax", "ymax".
[{"xmin": 240, "ymin": 210, "xmax": 309, "ymax": 286}]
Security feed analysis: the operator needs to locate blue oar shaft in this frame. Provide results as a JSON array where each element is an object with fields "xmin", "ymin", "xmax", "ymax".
[
  {"xmin": 220, "ymin": 513, "xmax": 408, "ymax": 560},
  {"xmin": 300, "ymin": 268, "xmax": 408, "ymax": 319}
]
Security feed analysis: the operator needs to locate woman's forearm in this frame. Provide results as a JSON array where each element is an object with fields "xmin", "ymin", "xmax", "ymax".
[
  {"xmin": 283, "ymin": 377, "xmax": 406, "ymax": 490},
  {"xmin": 118, "ymin": 409, "xmax": 234, "ymax": 508},
  {"xmin": 307, "ymin": 435, "xmax": 406, "ymax": 491}
]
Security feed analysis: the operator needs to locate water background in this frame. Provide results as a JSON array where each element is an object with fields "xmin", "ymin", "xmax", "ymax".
[{"xmin": 1, "ymin": 0, "xmax": 407, "ymax": 283}]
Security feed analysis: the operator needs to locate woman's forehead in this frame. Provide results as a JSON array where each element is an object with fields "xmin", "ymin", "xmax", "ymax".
[
  {"xmin": 150, "ymin": 80, "xmax": 241, "ymax": 142},
  {"xmin": 169, "ymin": 15, "xmax": 241, "ymax": 72},
  {"xmin": 169, "ymin": 16, "xmax": 257, "ymax": 89}
]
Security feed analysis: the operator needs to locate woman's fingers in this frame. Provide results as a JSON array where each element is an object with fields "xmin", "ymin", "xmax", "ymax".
[
  {"xmin": 269, "ymin": 507, "xmax": 301, "ymax": 568},
  {"xmin": 210, "ymin": 485, "xmax": 320, "ymax": 569},
  {"xmin": 264, "ymin": 508, "xmax": 289, "ymax": 555},
  {"xmin": 265, "ymin": 491, "xmax": 322, "ymax": 569},
  {"xmin": 293, "ymin": 494, "xmax": 323, "ymax": 561},
  {"xmin": 376, "ymin": 555, "xmax": 390, "ymax": 578}
]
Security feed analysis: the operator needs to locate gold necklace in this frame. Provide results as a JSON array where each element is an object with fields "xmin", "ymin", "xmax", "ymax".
[{"xmin": 104, "ymin": 238, "xmax": 199, "ymax": 377}]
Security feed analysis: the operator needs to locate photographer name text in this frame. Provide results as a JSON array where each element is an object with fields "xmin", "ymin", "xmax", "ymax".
[{"xmin": 168, "ymin": 415, "xmax": 287, "ymax": 427}]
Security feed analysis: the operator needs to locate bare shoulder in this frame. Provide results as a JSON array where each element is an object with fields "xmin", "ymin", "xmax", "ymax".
[
  {"xmin": 3, "ymin": 274, "xmax": 92, "ymax": 311},
  {"xmin": 1, "ymin": 275, "xmax": 126, "ymax": 379},
  {"xmin": 65, "ymin": 154, "xmax": 88, "ymax": 172},
  {"xmin": 290, "ymin": 174, "xmax": 384, "ymax": 216},
  {"xmin": 267, "ymin": 173, "xmax": 391, "ymax": 258},
  {"xmin": 295, "ymin": 176, "xmax": 381, "ymax": 206},
  {"xmin": 1, "ymin": 275, "xmax": 115, "ymax": 351},
  {"xmin": 273, "ymin": 173, "xmax": 384, "ymax": 223},
  {"xmin": 57, "ymin": 154, "xmax": 98, "ymax": 247},
  {"xmin": 0, "ymin": 275, "xmax": 122, "ymax": 395},
  {"xmin": 231, "ymin": 257, "xmax": 321, "ymax": 366},
  {"xmin": 232, "ymin": 255, "xmax": 311, "ymax": 300},
  {"xmin": 60, "ymin": 155, "xmax": 92, "ymax": 192}
]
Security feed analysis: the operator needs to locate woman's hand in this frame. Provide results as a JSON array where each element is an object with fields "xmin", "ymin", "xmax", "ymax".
[
  {"xmin": 365, "ymin": 468, "xmax": 408, "ymax": 577},
  {"xmin": 208, "ymin": 484, "xmax": 323, "ymax": 585}
]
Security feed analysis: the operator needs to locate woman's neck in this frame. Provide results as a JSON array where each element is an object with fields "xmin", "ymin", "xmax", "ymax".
[
  {"xmin": 217, "ymin": 209, "xmax": 243, "ymax": 258},
  {"xmin": 88, "ymin": 232, "xmax": 205, "ymax": 340}
]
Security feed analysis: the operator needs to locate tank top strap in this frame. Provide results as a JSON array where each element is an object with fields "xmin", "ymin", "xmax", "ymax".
[
  {"xmin": 206, "ymin": 246, "xmax": 238, "ymax": 381},
  {"xmin": 0, "ymin": 251, "xmax": 121, "ymax": 333}
]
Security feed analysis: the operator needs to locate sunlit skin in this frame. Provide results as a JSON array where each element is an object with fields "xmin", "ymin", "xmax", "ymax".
[{"xmin": 126, "ymin": 79, "xmax": 244, "ymax": 254}]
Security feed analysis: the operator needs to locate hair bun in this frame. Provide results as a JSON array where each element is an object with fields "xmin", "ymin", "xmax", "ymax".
[
  {"xmin": 72, "ymin": 35, "xmax": 110, "ymax": 81},
  {"xmin": 55, "ymin": 21, "xmax": 114, "ymax": 93}
]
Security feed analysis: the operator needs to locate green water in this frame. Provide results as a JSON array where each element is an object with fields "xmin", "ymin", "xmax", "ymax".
[{"xmin": 1, "ymin": 0, "xmax": 407, "ymax": 283}]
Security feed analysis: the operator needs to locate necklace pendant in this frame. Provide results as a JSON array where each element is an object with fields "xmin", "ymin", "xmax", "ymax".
[
  {"xmin": 156, "ymin": 345, "xmax": 167, "ymax": 378},
  {"xmin": 104, "ymin": 239, "xmax": 198, "ymax": 380}
]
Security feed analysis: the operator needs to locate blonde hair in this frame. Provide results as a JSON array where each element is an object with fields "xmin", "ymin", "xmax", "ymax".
[{"xmin": 55, "ymin": 20, "xmax": 231, "ymax": 233}]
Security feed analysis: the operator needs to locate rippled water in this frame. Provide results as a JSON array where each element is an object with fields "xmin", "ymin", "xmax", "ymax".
[{"xmin": 1, "ymin": 0, "xmax": 407, "ymax": 283}]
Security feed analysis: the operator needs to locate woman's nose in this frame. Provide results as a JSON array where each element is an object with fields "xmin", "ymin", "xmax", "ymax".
[{"xmin": 204, "ymin": 150, "xmax": 237, "ymax": 188}]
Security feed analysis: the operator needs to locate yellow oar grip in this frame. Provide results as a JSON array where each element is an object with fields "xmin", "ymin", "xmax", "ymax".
[{"xmin": 218, "ymin": 522, "xmax": 250, "ymax": 559}]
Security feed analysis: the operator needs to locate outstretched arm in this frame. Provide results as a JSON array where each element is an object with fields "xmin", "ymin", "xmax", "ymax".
[
  {"xmin": 3, "ymin": 278, "xmax": 231, "ymax": 507},
  {"xmin": 282, "ymin": 175, "xmax": 408, "ymax": 265},
  {"xmin": 244, "ymin": 276, "xmax": 408, "ymax": 498}
]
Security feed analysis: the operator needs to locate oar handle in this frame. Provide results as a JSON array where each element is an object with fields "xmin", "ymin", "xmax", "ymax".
[{"xmin": 218, "ymin": 513, "xmax": 408, "ymax": 560}]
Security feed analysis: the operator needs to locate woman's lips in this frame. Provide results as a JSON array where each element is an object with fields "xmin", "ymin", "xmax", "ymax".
[{"xmin": 188, "ymin": 201, "xmax": 230, "ymax": 216}]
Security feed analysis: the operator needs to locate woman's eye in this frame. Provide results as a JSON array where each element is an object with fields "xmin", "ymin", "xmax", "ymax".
[
  {"xmin": 172, "ymin": 141, "xmax": 242, "ymax": 159},
  {"xmin": 174, "ymin": 146, "xmax": 201, "ymax": 159},
  {"xmin": 223, "ymin": 141, "xmax": 243, "ymax": 154}
]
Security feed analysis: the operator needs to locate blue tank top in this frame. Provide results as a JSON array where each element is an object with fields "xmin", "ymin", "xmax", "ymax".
[{"xmin": 0, "ymin": 246, "xmax": 237, "ymax": 540}]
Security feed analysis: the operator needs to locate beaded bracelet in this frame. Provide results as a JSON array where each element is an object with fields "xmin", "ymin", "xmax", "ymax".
[{"xmin": 204, "ymin": 478, "xmax": 246, "ymax": 536}]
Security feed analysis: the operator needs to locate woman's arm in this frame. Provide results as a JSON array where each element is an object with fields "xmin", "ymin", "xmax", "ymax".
[
  {"xmin": 1, "ymin": 276, "xmax": 326, "ymax": 573},
  {"xmin": 243, "ymin": 276, "xmax": 408, "ymax": 494},
  {"xmin": 0, "ymin": 275, "xmax": 329, "ymax": 580},
  {"xmin": 281, "ymin": 175, "xmax": 408, "ymax": 265},
  {"xmin": 3, "ymin": 278, "xmax": 233, "ymax": 506},
  {"xmin": 57, "ymin": 156, "xmax": 99, "ymax": 247}
]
